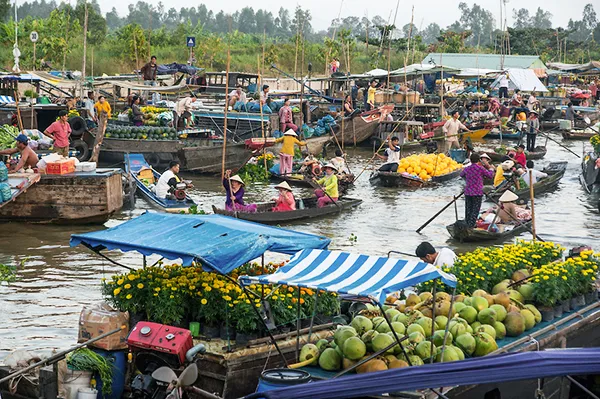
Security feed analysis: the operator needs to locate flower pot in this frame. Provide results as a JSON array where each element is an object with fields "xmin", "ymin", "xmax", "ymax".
[
  {"xmin": 562, "ymin": 299, "xmax": 571, "ymax": 313},
  {"xmin": 575, "ymin": 294, "xmax": 585, "ymax": 308},
  {"xmin": 236, "ymin": 332, "xmax": 258, "ymax": 347},
  {"xmin": 220, "ymin": 323, "xmax": 236, "ymax": 341},
  {"xmin": 585, "ymin": 291, "xmax": 597, "ymax": 304},
  {"xmin": 204, "ymin": 325, "xmax": 220, "ymax": 339},
  {"xmin": 540, "ymin": 307, "xmax": 554, "ymax": 322},
  {"xmin": 553, "ymin": 304, "xmax": 563, "ymax": 318}
]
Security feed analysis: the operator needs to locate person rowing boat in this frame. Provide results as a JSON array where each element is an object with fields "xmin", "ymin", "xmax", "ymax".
[
  {"xmin": 313, "ymin": 163, "xmax": 338, "ymax": 208},
  {"xmin": 223, "ymin": 170, "xmax": 257, "ymax": 213}
]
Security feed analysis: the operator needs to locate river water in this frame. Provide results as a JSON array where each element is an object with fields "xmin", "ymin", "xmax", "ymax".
[{"xmin": 1, "ymin": 137, "xmax": 599, "ymax": 359}]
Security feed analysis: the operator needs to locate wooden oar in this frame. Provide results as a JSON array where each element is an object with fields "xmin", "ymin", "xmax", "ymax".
[
  {"xmin": 533, "ymin": 126, "xmax": 581, "ymax": 158},
  {"xmin": 416, "ymin": 192, "xmax": 464, "ymax": 233}
]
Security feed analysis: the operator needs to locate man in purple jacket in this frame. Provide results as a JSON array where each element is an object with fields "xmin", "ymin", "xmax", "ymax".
[{"xmin": 460, "ymin": 153, "xmax": 496, "ymax": 227}]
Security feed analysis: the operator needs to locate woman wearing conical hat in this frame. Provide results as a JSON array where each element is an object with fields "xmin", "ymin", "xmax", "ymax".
[{"xmin": 271, "ymin": 181, "xmax": 296, "ymax": 212}]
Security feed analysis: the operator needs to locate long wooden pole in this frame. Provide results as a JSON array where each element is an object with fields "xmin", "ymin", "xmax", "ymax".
[
  {"xmin": 325, "ymin": 0, "xmax": 344, "ymax": 75},
  {"xmin": 529, "ymin": 169, "xmax": 536, "ymax": 241},
  {"xmin": 221, "ymin": 46, "xmax": 231, "ymax": 178},
  {"xmin": 403, "ymin": 6, "xmax": 413, "ymax": 122},
  {"xmin": 258, "ymin": 55, "xmax": 268, "ymax": 178},
  {"xmin": 81, "ymin": 2, "xmax": 88, "ymax": 100},
  {"xmin": 387, "ymin": 1, "xmax": 400, "ymax": 103}
]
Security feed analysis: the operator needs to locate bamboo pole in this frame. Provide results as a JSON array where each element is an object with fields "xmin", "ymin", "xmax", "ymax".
[
  {"xmin": 294, "ymin": 16, "xmax": 300, "ymax": 84},
  {"xmin": 258, "ymin": 55, "xmax": 268, "ymax": 179},
  {"xmin": 325, "ymin": 0, "xmax": 344, "ymax": 75},
  {"xmin": 365, "ymin": 10, "xmax": 369, "ymax": 53},
  {"xmin": 387, "ymin": 1, "xmax": 400, "ymax": 104},
  {"xmin": 81, "ymin": 2, "xmax": 88, "ymax": 100},
  {"xmin": 62, "ymin": 14, "xmax": 70, "ymax": 72},
  {"xmin": 221, "ymin": 46, "xmax": 231, "ymax": 179},
  {"xmin": 529, "ymin": 169, "xmax": 536, "ymax": 241}
]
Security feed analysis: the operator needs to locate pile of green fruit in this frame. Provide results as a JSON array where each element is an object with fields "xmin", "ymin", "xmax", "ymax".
[
  {"xmin": 299, "ymin": 269, "xmax": 542, "ymax": 374},
  {"xmin": 104, "ymin": 126, "xmax": 178, "ymax": 141}
]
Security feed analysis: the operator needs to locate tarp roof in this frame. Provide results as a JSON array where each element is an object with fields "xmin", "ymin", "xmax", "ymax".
[
  {"xmin": 241, "ymin": 249, "xmax": 456, "ymax": 303},
  {"xmin": 546, "ymin": 61, "xmax": 600, "ymax": 73},
  {"xmin": 490, "ymin": 68, "xmax": 548, "ymax": 92},
  {"xmin": 254, "ymin": 348, "xmax": 600, "ymax": 399},
  {"xmin": 0, "ymin": 73, "xmax": 41, "ymax": 81},
  {"xmin": 93, "ymin": 80, "xmax": 193, "ymax": 93},
  {"xmin": 422, "ymin": 53, "xmax": 547, "ymax": 70},
  {"xmin": 390, "ymin": 64, "xmax": 460, "ymax": 77},
  {"xmin": 70, "ymin": 212, "xmax": 331, "ymax": 274}
]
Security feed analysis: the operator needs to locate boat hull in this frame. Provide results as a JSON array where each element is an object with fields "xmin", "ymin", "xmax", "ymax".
[
  {"xmin": 271, "ymin": 135, "xmax": 331, "ymax": 157},
  {"xmin": 211, "ymin": 197, "xmax": 362, "ymax": 224},
  {"xmin": 178, "ymin": 142, "xmax": 253, "ymax": 174},
  {"xmin": 446, "ymin": 221, "xmax": 532, "ymax": 242},
  {"xmin": 562, "ymin": 131, "xmax": 596, "ymax": 140},
  {"xmin": 369, "ymin": 169, "xmax": 461, "ymax": 188},
  {"xmin": 485, "ymin": 161, "xmax": 567, "ymax": 201},
  {"xmin": 333, "ymin": 105, "xmax": 394, "ymax": 145},
  {"xmin": 0, "ymin": 170, "xmax": 123, "ymax": 224},
  {"xmin": 478, "ymin": 146, "xmax": 547, "ymax": 162}
]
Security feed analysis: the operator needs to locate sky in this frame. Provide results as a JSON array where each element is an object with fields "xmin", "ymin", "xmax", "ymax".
[{"xmin": 99, "ymin": 0, "xmax": 593, "ymax": 32}]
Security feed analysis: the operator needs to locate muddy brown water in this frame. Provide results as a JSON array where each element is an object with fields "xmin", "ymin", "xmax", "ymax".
[{"xmin": 1, "ymin": 136, "xmax": 599, "ymax": 359}]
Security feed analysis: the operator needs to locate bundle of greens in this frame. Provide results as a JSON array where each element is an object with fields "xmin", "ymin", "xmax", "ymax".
[{"xmin": 67, "ymin": 348, "xmax": 113, "ymax": 396}]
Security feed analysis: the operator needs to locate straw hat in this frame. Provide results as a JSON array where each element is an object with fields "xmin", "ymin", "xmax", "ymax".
[
  {"xmin": 274, "ymin": 181, "xmax": 293, "ymax": 191},
  {"xmin": 501, "ymin": 160, "xmax": 515, "ymax": 171},
  {"xmin": 480, "ymin": 153, "xmax": 491, "ymax": 160},
  {"xmin": 322, "ymin": 163, "xmax": 338, "ymax": 172},
  {"xmin": 284, "ymin": 129, "xmax": 298, "ymax": 137},
  {"xmin": 229, "ymin": 175, "xmax": 245, "ymax": 185},
  {"xmin": 499, "ymin": 190, "xmax": 518, "ymax": 202}
]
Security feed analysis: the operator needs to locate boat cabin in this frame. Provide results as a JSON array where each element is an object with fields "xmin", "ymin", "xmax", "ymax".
[
  {"xmin": 202, "ymin": 72, "xmax": 259, "ymax": 95},
  {"xmin": 373, "ymin": 120, "xmax": 427, "ymax": 147}
]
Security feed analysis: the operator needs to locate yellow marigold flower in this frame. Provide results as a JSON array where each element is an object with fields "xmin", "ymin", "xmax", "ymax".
[
  {"xmin": 562, "ymin": 276, "xmax": 568, "ymax": 281},
  {"xmin": 128, "ymin": 274, "xmax": 137, "ymax": 281},
  {"xmin": 113, "ymin": 288, "xmax": 121, "ymax": 295},
  {"xmin": 117, "ymin": 279, "xmax": 124, "ymax": 285},
  {"xmin": 256, "ymin": 303, "xmax": 261, "ymax": 308},
  {"xmin": 155, "ymin": 287, "xmax": 161, "ymax": 292},
  {"xmin": 206, "ymin": 286, "xmax": 212, "ymax": 292},
  {"xmin": 172, "ymin": 287, "xmax": 177, "ymax": 291},
  {"xmin": 170, "ymin": 295, "xmax": 174, "ymax": 299},
  {"xmin": 201, "ymin": 298, "xmax": 208, "ymax": 305},
  {"xmin": 124, "ymin": 284, "xmax": 131, "ymax": 289},
  {"xmin": 137, "ymin": 283, "xmax": 144, "ymax": 289},
  {"xmin": 126, "ymin": 294, "xmax": 132, "ymax": 299},
  {"xmin": 543, "ymin": 275, "xmax": 549, "ymax": 280}
]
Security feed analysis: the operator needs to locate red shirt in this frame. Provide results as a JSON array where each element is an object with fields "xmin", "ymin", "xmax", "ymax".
[
  {"xmin": 46, "ymin": 120, "xmax": 72, "ymax": 148},
  {"xmin": 514, "ymin": 152, "xmax": 526, "ymax": 167}
]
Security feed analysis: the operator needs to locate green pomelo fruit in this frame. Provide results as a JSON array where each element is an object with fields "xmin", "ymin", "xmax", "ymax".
[
  {"xmin": 351, "ymin": 315, "xmax": 373, "ymax": 334},
  {"xmin": 504, "ymin": 311, "xmax": 525, "ymax": 337},
  {"xmin": 318, "ymin": 348, "xmax": 342, "ymax": 371},
  {"xmin": 476, "ymin": 324, "xmax": 497, "ymax": 340},
  {"xmin": 435, "ymin": 346, "xmax": 460, "ymax": 362},
  {"xmin": 490, "ymin": 304, "xmax": 508, "ymax": 322},
  {"xmin": 474, "ymin": 332, "xmax": 498, "ymax": 357},
  {"xmin": 415, "ymin": 341, "xmax": 436, "ymax": 360},
  {"xmin": 493, "ymin": 321, "xmax": 506, "ymax": 339},
  {"xmin": 521, "ymin": 309, "xmax": 536, "ymax": 330},
  {"xmin": 432, "ymin": 330, "xmax": 453, "ymax": 347},
  {"xmin": 471, "ymin": 297, "xmax": 489, "ymax": 312},
  {"xmin": 477, "ymin": 308, "xmax": 497, "ymax": 326},
  {"xmin": 458, "ymin": 306, "xmax": 478, "ymax": 324},
  {"xmin": 371, "ymin": 332, "xmax": 395, "ymax": 354},
  {"xmin": 300, "ymin": 344, "xmax": 320, "ymax": 365},
  {"xmin": 334, "ymin": 326, "xmax": 358, "ymax": 348},
  {"xmin": 343, "ymin": 337, "xmax": 367, "ymax": 360},
  {"xmin": 407, "ymin": 323, "xmax": 426, "ymax": 336},
  {"xmin": 454, "ymin": 332, "xmax": 476, "ymax": 355}
]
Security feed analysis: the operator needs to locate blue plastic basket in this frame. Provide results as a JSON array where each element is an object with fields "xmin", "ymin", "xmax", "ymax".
[{"xmin": 449, "ymin": 149, "xmax": 467, "ymax": 163}]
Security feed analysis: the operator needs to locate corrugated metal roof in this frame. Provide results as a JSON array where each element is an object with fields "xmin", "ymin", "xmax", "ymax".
[{"xmin": 422, "ymin": 53, "xmax": 547, "ymax": 70}]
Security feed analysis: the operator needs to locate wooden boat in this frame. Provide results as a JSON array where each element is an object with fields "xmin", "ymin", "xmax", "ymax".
[
  {"xmin": 369, "ymin": 169, "xmax": 461, "ymax": 188},
  {"xmin": 580, "ymin": 151, "xmax": 600, "ymax": 193},
  {"xmin": 484, "ymin": 128, "xmax": 523, "ymax": 140},
  {"xmin": 485, "ymin": 161, "xmax": 568, "ymax": 201},
  {"xmin": 271, "ymin": 134, "xmax": 331, "ymax": 157},
  {"xmin": 177, "ymin": 141, "xmax": 254, "ymax": 174},
  {"xmin": 332, "ymin": 105, "xmax": 394, "ymax": 145},
  {"xmin": 270, "ymin": 173, "xmax": 355, "ymax": 195},
  {"xmin": 446, "ymin": 220, "xmax": 532, "ymax": 242},
  {"xmin": 211, "ymin": 197, "xmax": 362, "ymax": 224},
  {"xmin": 462, "ymin": 128, "xmax": 490, "ymax": 140},
  {"xmin": 562, "ymin": 130, "xmax": 596, "ymax": 140},
  {"xmin": 477, "ymin": 146, "xmax": 547, "ymax": 162},
  {"xmin": 124, "ymin": 154, "xmax": 196, "ymax": 213},
  {"xmin": 0, "ymin": 169, "xmax": 123, "ymax": 223}
]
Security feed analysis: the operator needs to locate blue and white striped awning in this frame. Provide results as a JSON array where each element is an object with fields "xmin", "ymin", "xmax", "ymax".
[
  {"xmin": 241, "ymin": 249, "xmax": 457, "ymax": 303},
  {"xmin": 0, "ymin": 96, "xmax": 15, "ymax": 104}
]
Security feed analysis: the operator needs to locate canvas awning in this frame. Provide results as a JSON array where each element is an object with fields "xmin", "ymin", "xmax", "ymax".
[
  {"xmin": 241, "ymin": 249, "xmax": 456, "ymax": 303},
  {"xmin": 70, "ymin": 212, "xmax": 331, "ymax": 274},
  {"xmin": 490, "ymin": 68, "xmax": 548, "ymax": 92},
  {"xmin": 252, "ymin": 348, "xmax": 600, "ymax": 399},
  {"xmin": 93, "ymin": 80, "xmax": 193, "ymax": 93}
]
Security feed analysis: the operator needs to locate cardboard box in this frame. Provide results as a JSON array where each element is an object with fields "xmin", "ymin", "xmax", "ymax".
[
  {"xmin": 46, "ymin": 159, "xmax": 75, "ymax": 175},
  {"xmin": 78, "ymin": 302, "xmax": 129, "ymax": 350}
]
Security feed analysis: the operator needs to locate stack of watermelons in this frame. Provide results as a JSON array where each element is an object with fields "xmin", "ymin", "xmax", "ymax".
[{"xmin": 104, "ymin": 126, "xmax": 179, "ymax": 140}]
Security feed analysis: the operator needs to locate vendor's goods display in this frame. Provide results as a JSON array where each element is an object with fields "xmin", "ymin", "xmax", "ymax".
[
  {"xmin": 104, "ymin": 126, "xmax": 178, "ymax": 140},
  {"xmin": 102, "ymin": 262, "xmax": 339, "ymax": 336},
  {"xmin": 397, "ymin": 153, "xmax": 462, "ymax": 181}
]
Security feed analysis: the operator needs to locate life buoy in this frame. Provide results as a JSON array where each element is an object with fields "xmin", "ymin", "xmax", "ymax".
[
  {"xmin": 69, "ymin": 116, "xmax": 87, "ymax": 138},
  {"xmin": 146, "ymin": 153, "xmax": 161, "ymax": 169},
  {"xmin": 71, "ymin": 140, "xmax": 90, "ymax": 161}
]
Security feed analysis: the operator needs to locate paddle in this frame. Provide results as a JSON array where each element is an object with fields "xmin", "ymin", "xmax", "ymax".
[
  {"xmin": 483, "ymin": 191, "xmax": 545, "ymax": 242},
  {"xmin": 583, "ymin": 116, "xmax": 600, "ymax": 135},
  {"xmin": 326, "ymin": 125, "xmax": 354, "ymax": 176},
  {"xmin": 533, "ymin": 126, "xmax": 581, "ymax": 158},
  {"xmin": 416, "ymin": 192, "xmax": 464, "ymax": 233}
]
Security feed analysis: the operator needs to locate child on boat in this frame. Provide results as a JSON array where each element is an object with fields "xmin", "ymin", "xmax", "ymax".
[
  {"xmin": 223, "ymin": 170, "xmax": 257, "ymax": 213},
  {"xmin": 314, "ymin": 163, "xmax": 339, "ymax": 208},
  {"xmin": 271, "ymin": 181, "xmax": 296, "ymax": 212}
]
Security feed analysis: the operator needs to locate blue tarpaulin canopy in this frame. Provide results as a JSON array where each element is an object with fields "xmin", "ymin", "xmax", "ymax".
[
  {"xmin": 70, "ymin": 212, "xmax": 330, "ymax": 274},
  {"xmin": 252, "ymin": 348, "xmax": 600, "ymax": 399},
  {"xmin": 241, "ymin": 249, "xmax": 456, "ymax": 303}
]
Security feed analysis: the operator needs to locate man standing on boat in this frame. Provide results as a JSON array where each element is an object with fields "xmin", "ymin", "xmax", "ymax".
[
  {"xmin": 43, "ymin": 110, "xmax": 71, "ymax": 157},
  {"xmin": 175, "ymin": 94, "xmax": 197, "ymax": 129},
  {"xmin": 0, "ymin": 134, "xmax": 39, "ymax": 172},
  {"xmin": 460, "ymin": 153, "xmax": 495, "ymax": 227},
  {"xmin": 140, "ymin": 56, "xmax": 158, "ymax": 86},
  {"xmin": 365, "ymin": 80, "xmax": 377, "ymax": 111},
  {"xmin": 83, "ymin": 91, "xmax": 97, "ymax": 127},
  {"xmin": 443, "ymin": 111, "xmax": 470, "ymax": 150},
  {"xmin": 498, "ymin": 72, "xmax": 509, "ymax": 99},
  {"xmin": 415, "ymin": 242, "xmax": 457, "ymax": 268}
]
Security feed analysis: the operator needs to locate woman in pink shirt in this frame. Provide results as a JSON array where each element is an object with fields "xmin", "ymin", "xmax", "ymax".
[
  {"xmin": 43, "ymin": 110, "xmax": 72, "ymax": 157},
  {"xmin": 271, "ymin": 181, "xmax": 296, "ymax": 212},
  {"xmin": 278, "ymin": 98, "xmax": 298, "ymax": 133}
]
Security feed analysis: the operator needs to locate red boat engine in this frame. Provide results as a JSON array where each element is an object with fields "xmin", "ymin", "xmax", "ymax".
[{"xmin": 127, "ymin": 322, "xmax": 194, "ymax": 399}]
